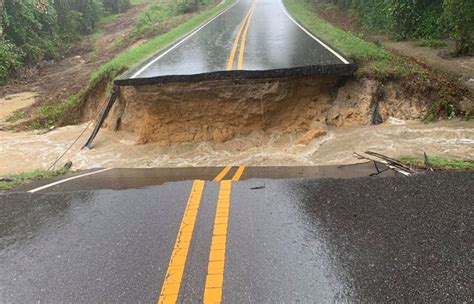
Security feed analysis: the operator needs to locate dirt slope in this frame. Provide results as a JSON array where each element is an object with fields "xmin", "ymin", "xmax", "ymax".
[
  {"xmin": 0, "ymin": 2, "xmax": 150, "ymax": 128},
  {"xmin": 83, "ymin": 75, "xmax": 438, "ymax": 146}
]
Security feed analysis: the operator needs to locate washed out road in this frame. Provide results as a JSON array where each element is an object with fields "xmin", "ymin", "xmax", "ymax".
[
  {"xmin": 1, "ymin": 0, "xmax": 472, "ymax": 302},
  {"xmin": 121, "ymin": 0, "xmax": 350, "ymax": 80},
  {"xmin": 1, "ymin": 169, "xmax": 473, "ymax": 303}
]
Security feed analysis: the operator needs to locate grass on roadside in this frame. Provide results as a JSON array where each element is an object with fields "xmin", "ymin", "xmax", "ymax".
[
  {"xmin": 283, "ymin": 0, "xmax": 417, "ymax": 79},
  {"xmin": 31, "ymin": 91, "xmax": 83, "ymax": 129},
  {"xmin": 6, "ymin": 110, "xmax": 26, "ymax": 123},
  {"xmin": 97, "ymin": 13, "xmax": 124, "ymax": 27},
  {"xmin": 28, "ymin": 0, "xmax": 234, "ymax": 129},
  {"xmin": 91, "ymin": 0, "xmax": 235, "ymax": 85},
  {"xmin": 0, "ymin": 168, "xmax": 69, "ymax": 191},
  {"xmin": 399, "ymin": 156, "xmax": 474, "ymax": 171},
  {"xmin": 414, "ymin": 39, "xmax": 448, "ymax": 49},
  {"xmin": 132, "ymin": 3, "xmax": 181, "ymax": 39},
  {"xmin": 130, "ymin": 0, "xmax": 148, "ymax": 5}
]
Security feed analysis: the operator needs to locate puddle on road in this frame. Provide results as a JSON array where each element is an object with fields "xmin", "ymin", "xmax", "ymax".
[{"xmin": 0, "ymin": 118, "xmax": 473, "ymax": 174}]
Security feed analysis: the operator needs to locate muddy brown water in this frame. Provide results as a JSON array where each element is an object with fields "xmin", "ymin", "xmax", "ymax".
[
  {"xmin": 0, "ymin": 92, "xmax": 37, "ymax": 122},
  {"xmin": 0, "ymin": 118, "xmax": 472, "ymax": 174}
]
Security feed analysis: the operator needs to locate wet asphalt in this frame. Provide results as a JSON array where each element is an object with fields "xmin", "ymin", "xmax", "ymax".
[
  {"xmin": 123, "ymin": 0, "xmax": 349, "ymax": 80},
  {"xmin": 1, "ymin": 171, "xmax": 473, "ymax": 302},
  {"xmin": 18, "ymin": 163, "xmax": 395, "ymax": 193}
]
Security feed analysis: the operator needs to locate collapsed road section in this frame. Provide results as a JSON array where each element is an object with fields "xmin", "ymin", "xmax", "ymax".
[{"xmin": 84, "ymin": 0, "xmax": 356, "ymax": 148}]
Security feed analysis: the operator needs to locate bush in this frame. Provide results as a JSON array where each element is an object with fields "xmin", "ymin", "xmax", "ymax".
[
  {"xmin": 3, "ymin": 0, "xmax": 60, "ymax": 64},
  {"xmin": 176, "ymin": 0, "xmax": 200, "ymax": 14},
  {"xmin": 136, "ymin": 4, "xmax": 177, "ymax": 29},
  {"xmin": 442, "ymin": 0, "xmax": 474, "ymax": 55},
  {"xmin": 133, "ymin": 0, "xmax": 213, "ymax": 38},
  {"xmin": 0, "ymin": 0, "xmax": 132, "ymax": 84},
  {"xmin": 320, "ymin": 0, "xmax": 473, "ymax": 55},
  {"xmin": 0, "ymin": 40, "xmax": 21, "ymax": 84},
  {"xmin": 102, "ymin": 0, "xmax": 130, "ymax": 14}
]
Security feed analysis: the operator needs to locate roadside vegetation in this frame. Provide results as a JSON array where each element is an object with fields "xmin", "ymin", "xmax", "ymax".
[
  {"xmin": 317, "ymin": 0, "xmax": 473, "ymax": 56},
  {"xmin": 91, "ymin": 0, "xmax": 230, "ymax": 85},
  {"xmin": 0, "ymin": 0, "xmax": 131, "ymax": 84},
  {"xmin": 131, "ymin": 0, "xmax": 217, "ymax": 40},
  {"xmin": 0, "ymin": 168, "xmax": 69, "ymax": 191},
  {"xmin": 399, "ymin": 156, "xmax": 474, "ymax": 171},
  {"xmin": 28, "ymin": 0, "xmax": 233, "ymax": 129},
  {"xmin": 31, "ymin": 91, "xmax": 84, "ymax": 129},
  {"xmin": 284, "ymin": 0, "xmax": 472, "ymax": 122},
  {"xmin": 284, "ymin": 0, "xmax": 414, "ymax": 79},
  {"xmin": 2, "ymin": 0, "xmax": 470, "ymax": 129}
]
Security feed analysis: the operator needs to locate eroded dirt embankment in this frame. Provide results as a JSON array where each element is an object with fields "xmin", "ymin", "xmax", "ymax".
[{"xmin": 78, "ymin": 74, "xmax": 455, "ymax": 146}]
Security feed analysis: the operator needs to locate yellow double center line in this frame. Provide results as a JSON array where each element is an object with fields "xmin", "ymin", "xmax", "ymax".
[
  {"xmin": 203, "ymin": 180, "xmax": 232, "ymax": 303},
  {"xmin": 158, "ymin": 180, "xmax": 206, "ymax": 303},
  {"xmin": 158, "ymin": 166, "xmax": 245, "ymax": 303},
  {"xmin": 214, "ymin": 165, "xmax": 246, "ymax": 182},
  {"xmin": 226, "ymin": 1, "xmax": 257, "ymax": 71}
]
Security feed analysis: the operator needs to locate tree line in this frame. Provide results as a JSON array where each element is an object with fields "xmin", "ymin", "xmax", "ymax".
[
  {"xmin": 0, "ymin": 0, "xmax": 130, "ymax": 84},
  {"xmin": 320, "ymin": 0, "xmax": 473, "ymax": 55}
]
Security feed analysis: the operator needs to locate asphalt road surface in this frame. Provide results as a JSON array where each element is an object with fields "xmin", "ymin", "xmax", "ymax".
[
  {"xmin": 122, "ymin": 0, "xmax": 350, "ymax": 80},
  {"xmin": 1, "ymin": 169, "xmax": 473, "ymax": 303},
  {"xmin": 18, "ymin": 163, "xmax": 394, "ymax": 193}
]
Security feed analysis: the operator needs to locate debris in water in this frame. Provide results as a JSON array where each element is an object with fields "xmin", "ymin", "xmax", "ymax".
[
  {"xmin": 64, "ymin": 161, "xmax": 73, "ymax": 170},
  {"xmin": 354, "ymin": 151, "xmax": 416, "ymax": 176},
  {"xmin": 424, "ymin": 152, "xmax": 434, "ymax": 172},
  {"xmin": 0, "ymin": 176, "xmax": 16, "ymax": 182}
]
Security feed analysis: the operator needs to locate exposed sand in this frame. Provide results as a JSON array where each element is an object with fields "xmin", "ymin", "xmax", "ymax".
[{"xmin": 0, "ymin": 92, "xmax": 37, "ymax": 122}]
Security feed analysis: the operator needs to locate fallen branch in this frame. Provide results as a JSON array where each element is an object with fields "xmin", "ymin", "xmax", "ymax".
[
  {"xmin": 424, "ymin": 152, "xmax": 435, "ymax": 172},
  {"xmin": 364, "ymin": 151, "xmax": 413, "ymax": 172},
  {"xmin": 353, "ymin": 152, "xmax": 416, "ymax": 176}
]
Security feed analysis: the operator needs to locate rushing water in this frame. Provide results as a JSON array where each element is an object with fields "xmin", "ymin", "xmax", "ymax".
[{"xmin": 0, "ymin": 118, "xmax": 473, "ymax": 174}]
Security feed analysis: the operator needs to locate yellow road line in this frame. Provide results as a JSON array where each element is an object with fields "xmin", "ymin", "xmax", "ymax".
[
  {"xmin": 226, "ymin": 1, "xmax": 256, "ymax": 71},
  {"xmin": 203, "ymin": 180, "xmax": 232, "ymax": 304},
  {"xmin": 157, "ymin": 180, "xmax": 206, "ymax": 304},
  {"xmin": 231, "ymin": 166, "xmax": 246, "ymax": 181},
  {"xmin": 214, "ymin": 166, "xmax": 232, "ymax": 182},
  {"xmin": 237, "ymin": 3, "xmax": 257, "ymax": 70}
]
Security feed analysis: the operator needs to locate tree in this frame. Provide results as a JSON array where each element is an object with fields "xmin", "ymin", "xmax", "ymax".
[
  {"xmin": 0, "ymin": 0, "xmax": 4, "ymax": 37},
  {"xmin": 102, "ymin": 0, "xmax": 130, "ymax": 14},
  {"xmin": 443, "ymin": 0, "xmax": 474, "ymax": 55},
  {"xmin": 319, "ymin": 0, "xmax": 473, "ymax": 54}
]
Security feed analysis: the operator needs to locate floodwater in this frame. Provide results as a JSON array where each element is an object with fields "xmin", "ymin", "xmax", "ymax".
[
  {"xmin": 0, "ymin": 92, "xmax": 37, "ymax": 122},
  {"xmin": 0, "ymin": 118, "xmax": 473, "ymax": 174}
]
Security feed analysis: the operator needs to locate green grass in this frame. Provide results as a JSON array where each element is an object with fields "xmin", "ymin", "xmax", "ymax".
[
  {"xmin": 31, "ymin": 92, "xmax": 83, "ymax": 129},
  {"xmin": 135, "ymin": 3, "xmax": 178, "ymax": 31},
  {"xmin": 130, "ymin": 0, "xmax": 147, "ymax": 5},
  {"xmin": 97, "ymin": 13, "xmax": 124, "ymax": 27},
  {"xmin": 399, "ymin": 156, "xmax": 474, "ymax": 171},
  {"xmin": 27, "ymin": 1, "xmax": 234, "ymax": 129},
  {"xmin": 90, "ymin": 0, "xmax": 236, "ymax": 85},
  {"xmin": 0, "ymin": 168, "xmax": 69, "ymax": 191},
  {"xmin": 6, "ymin": 110, "xmax": 26, "ymax": 123},
  {"xmin": 414, "ymin": 39, "xmax": 448, "ymax": 49},
  {"xmin": 129, "ymin": 2, "xmax": 183, "ymax": 42},
  {"xmin": 283, "ymin": 0, "xmax": 417, "ymax": 79}
]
